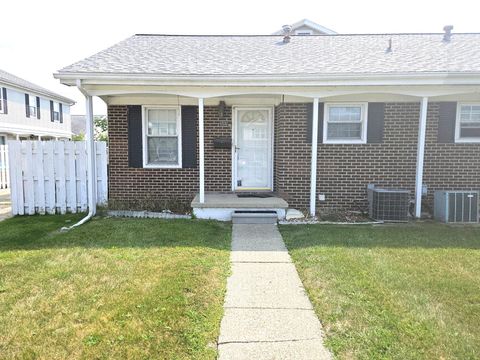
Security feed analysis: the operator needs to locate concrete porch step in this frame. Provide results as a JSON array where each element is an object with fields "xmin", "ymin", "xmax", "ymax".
[
  {"xmin": 231, "ymin": 211, "xmax": 278, "ymax": 224},
  {"xmin": 192, "ymin": 193, "xmax": 288, "ymax": 221}
]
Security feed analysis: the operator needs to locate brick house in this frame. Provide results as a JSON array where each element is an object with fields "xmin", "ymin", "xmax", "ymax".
[{"xmin": 54, "ymin": 27, "xmax": 480, "ymax": 220}]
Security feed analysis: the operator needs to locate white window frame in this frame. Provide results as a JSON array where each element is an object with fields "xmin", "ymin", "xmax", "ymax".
[
  {"xmin": 323, "ymin": 102, "xmax": 368, "ymax": 144},
  {"xmin": 455, "ymin": 102, "xmax": 480, "ymax": 143},
  {"xmin": 142, "ymin": 105, "xmax": 182, "ymax": 169}
]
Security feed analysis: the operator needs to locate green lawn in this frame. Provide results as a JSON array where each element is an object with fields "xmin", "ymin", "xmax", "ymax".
[
  {"xmin": 281, "ymin": 223, "xmax": 480, "ymax": 360},
  {"xmin": 0, "ymin": 215, "xmax": 231, "ymax": 359}
]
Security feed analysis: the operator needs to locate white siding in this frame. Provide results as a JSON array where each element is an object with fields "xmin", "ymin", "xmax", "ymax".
[{"xmin": 0, "ymin": 84, "xmax": 72, "ymax": 138}]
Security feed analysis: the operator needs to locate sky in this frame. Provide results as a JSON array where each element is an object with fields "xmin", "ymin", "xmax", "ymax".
[{"xmin": 2, "ymin": 0, "xmax": 480, "ymax": 115}]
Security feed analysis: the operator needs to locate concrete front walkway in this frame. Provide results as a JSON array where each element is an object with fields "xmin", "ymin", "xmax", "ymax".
[
  {"xmin": 218, "ymin": 224, "xmax": 331, "ymax": 360},
  {"xmin": 0, "ymin": 189, "xmax": 11, "ymax": 222}
]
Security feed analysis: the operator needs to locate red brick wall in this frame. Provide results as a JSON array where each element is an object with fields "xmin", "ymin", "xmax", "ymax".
[
  {"xmin": 107, "ymin": 105, "xmax": 231, "ymax": 211},
  {"xmin": 274, "ymin": 102, "xmax": 479, "ymax": 214},
  {"xmin": 109, "ymin": 102, "xmax": 479, "ymax": 215},
  {"xmin": 315, "ymin": 102, "xmax": 419, "ymax": 213},
  {"xmin": 204, "ymin": 106, "xmax": 232, "ymax": 192},
  {"xmin": 423, "ymin": 103, "xmax": 480, "ymax": 208},
  {"xmin": 274, "ymin": 103, "xmax": 311, "ymax": 208}
]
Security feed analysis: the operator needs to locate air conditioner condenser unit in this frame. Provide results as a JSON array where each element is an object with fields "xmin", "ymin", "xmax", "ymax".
[{"xmin": 434, "ymin": 191, "xmax": 479, "ymax": 223}]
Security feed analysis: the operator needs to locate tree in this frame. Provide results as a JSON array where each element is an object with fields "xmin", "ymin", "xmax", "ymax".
[
  {"xmin": 94, "ymin": 116, "xmax": 108, "ymax": 142},
  {"xmin": 72, "ymin": 133, "xmax": 85, "ymax": 141},
  {"xmin": 71, "ymin": 116, "xmax": 107, "ymax": 142}
]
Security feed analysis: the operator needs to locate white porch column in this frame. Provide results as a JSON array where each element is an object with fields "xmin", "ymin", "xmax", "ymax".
[
  {"xmin": 198, "ymin": 98, "xmax": 205, "ymax": 203},
  {"xmin": 38, "ymin": 135, "xmax": 42, "ymax": 141},
  {"xmin": 310, "ymin": 97, "xmax": 319, "ymax": 217},
  {"xmin": 415, "ymin": 97, "xmax": 429, "ymax": 218},
  {"xmin": 85, "ymin": 95, "xmax": 97, "ymax": 215},
  {"xmin": 16, "ymin": 134, "xmax": 19, "ymax": 140}
]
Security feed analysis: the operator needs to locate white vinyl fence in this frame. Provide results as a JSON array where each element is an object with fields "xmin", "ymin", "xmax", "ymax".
[
  {"xmin": 0, "ymin": 145, "xmax": 9, "ymax": 189},
  {"xmin": 8, "ymin": 141, "xmax": 108, "ymax": 215}
]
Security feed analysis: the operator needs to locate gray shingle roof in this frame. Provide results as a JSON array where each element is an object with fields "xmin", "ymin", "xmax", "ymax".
[
  {"xmin": 0, "ymin": 69, "xmax": 74, "ymax": 103},
  {"xmin": 58, "ymin": 33, "xmax": 480, "ymax": 76}
]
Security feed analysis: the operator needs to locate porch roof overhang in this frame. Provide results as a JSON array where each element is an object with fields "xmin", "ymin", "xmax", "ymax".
[
  {"xmin": 57, "ymin": 71, "xmax": 480, "ymax": 216},
  {"xmin": 54, "ymin": 72, "xmax": 480, "ymax": 99}
]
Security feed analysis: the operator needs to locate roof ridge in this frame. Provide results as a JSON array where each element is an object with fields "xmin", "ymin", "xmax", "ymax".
[{"xmin": 133, "ymin": 32, "xmax": 480, "ymax": 37}]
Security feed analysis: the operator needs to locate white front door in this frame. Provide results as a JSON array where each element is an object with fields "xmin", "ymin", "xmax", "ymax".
[{"xmin": 233, "ymin": 107, "xmax": 273, "ymax": 190}]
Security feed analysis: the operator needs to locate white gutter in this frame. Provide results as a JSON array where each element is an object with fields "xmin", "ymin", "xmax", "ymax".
[
  {"xmin": 309, "ymin": 97, "xmax": 319, "ymax": 217},
  {"xmin": 62, "ymin": 80, "xmax": 97, "ymax": 230},
  {"xmin": 415, "ymin": 97, "xmax": 429, "ymax": 218},
  {"xmin": 54, "ymin": 71, "xmax": 480, "ymax": 87}
]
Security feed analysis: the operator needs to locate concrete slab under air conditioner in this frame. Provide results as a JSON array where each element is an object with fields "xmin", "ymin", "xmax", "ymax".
[{"xmin": 191, "ymin": 193, "xmax": 288, "ymax": 221}]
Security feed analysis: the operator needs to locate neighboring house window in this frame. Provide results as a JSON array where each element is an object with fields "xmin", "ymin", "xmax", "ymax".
[
  {"xmin": 25, "ymin": 94, "xmax": 39, "ymax": 118},
  {"xmin": 456, "ymin": 103, "xmax": 480, "ymax": 143},
  {"xmin": 295, "ymin": 30, "xmax": 313, "ymax": 35},
  {"xmin": 52, "ymin": 102, "xmax": 60, "ymax": 121},
  {"xmin": 0, "ymin": 88, "xmax": 7, "ymax": 114},
  {"xmin": 143, "ymin": 106, "xmax": 182, "ymax": 168},
  {"xmin": 324, "ymin": 103, "xmax": 368, "ymax": 144},
  {"xmin": 0, "ymin": 135, "xmax": 5, "ymax": 145},
  {"xmin": 50, "ymin": 101, "xmax": 63, "ymax": 122}
]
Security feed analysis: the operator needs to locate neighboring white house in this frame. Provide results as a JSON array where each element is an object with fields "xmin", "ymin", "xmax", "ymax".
[
  {"xmin": 272, "ymin": 19, "xmax": 336, "ymax": 36},
  {"xmin": 0, "ymin": 69, "xmax": 74, "ymax": 144}
]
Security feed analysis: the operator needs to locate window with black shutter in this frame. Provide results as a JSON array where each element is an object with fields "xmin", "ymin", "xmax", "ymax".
[
  {"xmin": 51, "ymin": 102, "xmax": 60, "ymax": 121},
  {"xmin": 0, "ymin": 88, "xmax": 7, "ymax": 114}
]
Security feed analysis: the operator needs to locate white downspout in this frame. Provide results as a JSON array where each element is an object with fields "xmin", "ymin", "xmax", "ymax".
[
  {"xmin": 62, "ymin": 80, "xmax": 97, "ymax": 230},
  {"xmin": 415, "ymin": 97, "xmax": 429, "ymax": 218},
  {"xmin": 310, "ymin": 97, "xmax": 319, "ymax": 217}
]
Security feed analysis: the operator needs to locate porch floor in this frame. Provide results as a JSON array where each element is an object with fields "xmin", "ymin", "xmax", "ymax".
[{"xmin": 191, "ymin": 192, "xmax": 288, "ymax": 209}]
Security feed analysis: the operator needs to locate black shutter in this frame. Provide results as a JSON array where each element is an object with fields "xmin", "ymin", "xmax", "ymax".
[
  {"xmin": 181, "ymin": 106, "xmax": 198, "ymax": 168},
  {"xmin": 2, "ymin": 88, "xmax": 7, "ymax": 114},
  {"xmin": 25, "ymin": 94, "xmax": 30, "ymax": 117},
  {"xmin": 438, "ymin": 102, "xmax": 457, "ymax": 143},
  {"xmin": 127, "ymin": 105, "xmax": 143, "ymax": 168},
  {"xmin": 36, "ymin": 97, "xmax": 41, "ymax": 119},
  {"xmin": 50, "ymin": 100, "xmax": 54, "ymax": 121},
  {"xmin": 59, "ymin": 103, "xmax": 63, "ymax": 123},
  {"xmin": 367, "ymin": 103, "xmax": 385, "ymax": 143},
  {"xmin": 306, "ymin": 102, "xmax": 324, "ymax": 143}
]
